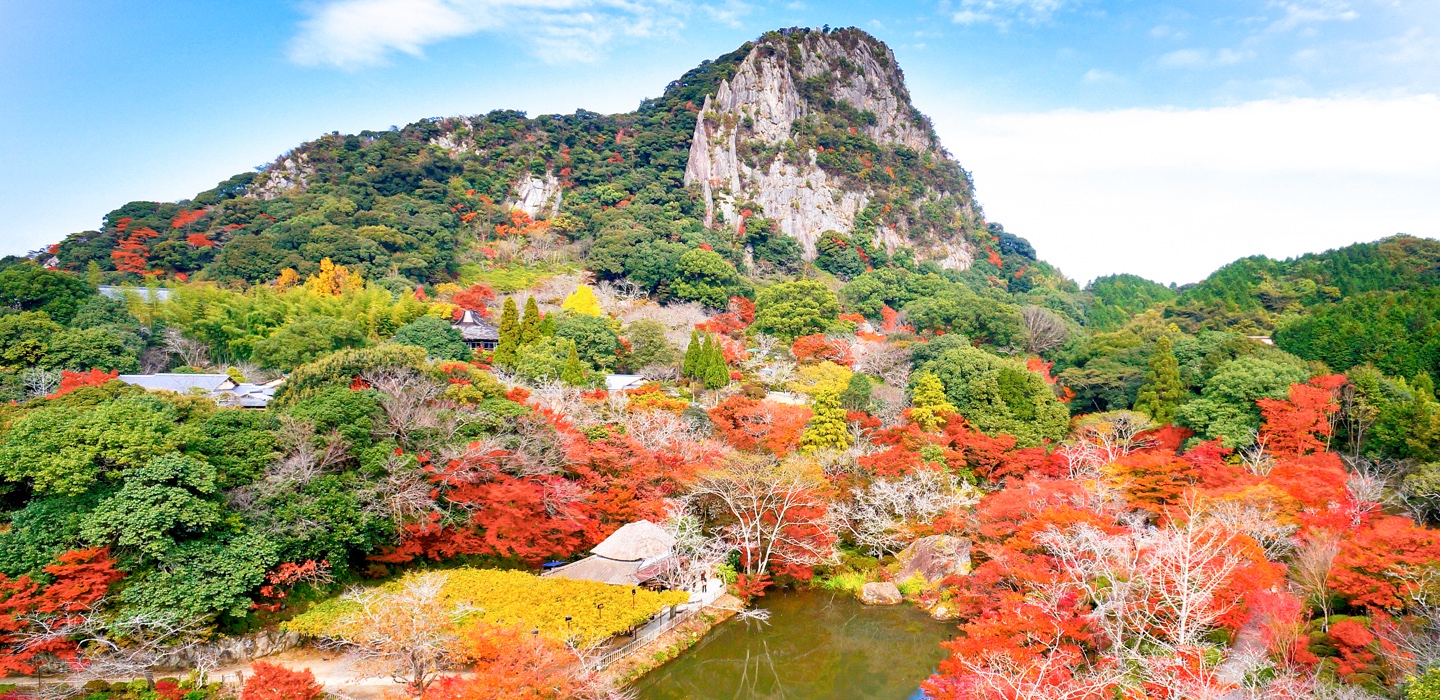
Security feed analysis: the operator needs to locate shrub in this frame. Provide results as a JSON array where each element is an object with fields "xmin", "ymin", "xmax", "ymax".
[
  {"xmin": 241, "ymin": 662, "xmax": 324, "ymax": 700},
  {"xmin": 287, "ymin": 568, "xmax": 688, "ymax": 646}
]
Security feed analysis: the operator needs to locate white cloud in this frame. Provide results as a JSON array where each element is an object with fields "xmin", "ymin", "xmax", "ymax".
[
  {"xmin": 287, "ymin": 0, "xmax": 691, "ymax": 68},
  {"xmin": 950, "ymin": 0, "xmax": 1072, "ymax": 27},
  {"xmin": 924, "ymin": 96, "xmax": 1440, "ymax": 284},
  {"xmin": 1158, "ymin": 46, "xmax": 1256, "ymax": 68},
  {"xmin": 1082, "ymin": 68, "xmax": 1120, "ymax": 83},
  {"xmin": 1268, "ymin": 0, "xmax": 1359, "ymax": 32}
]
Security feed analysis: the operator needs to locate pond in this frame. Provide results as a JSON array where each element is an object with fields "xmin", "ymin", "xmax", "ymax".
[{"xmin": 632, "ymin": 589, "xmax": 955, "ymax": 700}]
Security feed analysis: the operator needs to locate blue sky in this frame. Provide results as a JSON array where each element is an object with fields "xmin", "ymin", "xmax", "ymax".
[{"xmin": 1, "ymin": 0, "xmax": 1437, "ymax": 283}]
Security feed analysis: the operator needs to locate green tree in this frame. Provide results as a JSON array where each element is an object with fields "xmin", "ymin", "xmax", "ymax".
[
  {"xmin": 839, "ymin": 373, "xmax": 873, "ymax": 412},
  {"xmin": 908, "ymin": 371, "xmax": 956, "ymax": 431},
  {"xmin": 285, "ymin": 386, "xmax": 382, "ymax": 450},
  {"xmin": 513, "ymin": 337, "xmax": 577, "ymax": 383},
  {"xmin": 554, "ymin": 312, "xmax": 620, "ymax": 371},
  {"xmin": 0, "ymin": 311, "xmax": 62, "ymax": 369},
  {"xmin": 274, "ymin": 344, "xmax": 427, "ymax": 406},
  {"xmin": 251, "ymin": 316, "xmax": 367, "ymax": 371},
  {"xmin": 1369, "ymin": 373, "xmax": 1440, "ymax": 462},
  {"xmin": 42, "ymin": 328, "xmax": 140, "ymax": 372},
  {"xmin": 119, "ymin": 531, "xmax": 278, "ymax": 621},
  {"xmin": 695, "ymin": 334, "xmax": 715, "ymax": 381},
  {"xmin": 392, "ymin": 316, "xmax": 470, "ymax": 361},
  {"xmin": 561, "ymin": 345, "xmax": 587, "ymax": 386},
  {"xmin": 1175, "ymin": 355, "xmax": 1310, "ymax": 448},
  {"xmin": 919, "ymin": 346, "xmax": 1069, "ymax": 447},
  {"xmin": 671, "ymin": 249, "xmax": 747, "ymax": 308},
  {"xmin": 0, "ymin": 265, "xmax": 95, "ymax": 325},
  {"xmin": 520, "ymin": 297, "xmax": 542, "ymax": 345},
  {"xmin": 704, "ymin": 340, "xmax": 730, "ymax": 389},
  {"xmin": 801, "ymin": 388, "xmax": 852, "ymax": 452},
  {"xmin": 81, "ymin": 453, "xmax": 223, "ymax": 560},
  {"xmin": 0, "ymin": 395, "xmax": 183, "ymax": 496},
  {"xmin": 1406, "ymin": 665, "xmax": 1440, "ymax": 700},
  {"xmin": 682, "ymin": 330, "xmax": 702, "ymax": 378},
  {"xmin": 753, "ymin": 279, "xmax": 840, "ymax": 340},
  {"xmin": 622, "ymin": 319, "xmax": 679, "ymax": 372},
  {"xmin": 493, "ymin": 297, "xmax": 520, "ymax": 367},
  {"xmin": 1133, "ymin": 334, "xmax": 1186, "ymax": 424},
  {"xmin": 0, "ymin": 491, "xmax": 103, "ymax": 577}
]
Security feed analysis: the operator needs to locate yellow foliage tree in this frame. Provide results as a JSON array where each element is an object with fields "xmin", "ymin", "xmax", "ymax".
[
  {"xmin": 275, "ymin": 267, "xmax": 300, "ymax": 289},
  {"xmin": 788, "ymin": 361, "xmax": 853, "ymax": 396},
  {"xmin": 305, "ymin": 258, "xmax": 361, "ymax": 297},
  {"xmin": 909, "ymin": 371, "xmax": 957, "ymax": 431},
  {"xmin": 561, "ymin": 285, "xmax": 602, "ymax": 316},
  {"xmin": 800, "ymin": 388, "xmax": 853, "ymax": 453}
]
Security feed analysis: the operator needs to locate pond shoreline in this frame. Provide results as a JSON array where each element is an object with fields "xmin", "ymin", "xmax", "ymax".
[{"xmin": 629, "ymin": 588, "xmax": 953, "ymax": 700}]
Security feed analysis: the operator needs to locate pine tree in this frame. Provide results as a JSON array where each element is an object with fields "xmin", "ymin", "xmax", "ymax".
[
  {"xmin": 538, "ymin": 313, "xmax": 556, "ymax": 337},
  {"xmin": 1134, "ymin": 334, "xmax": 1185, "ymax": 424},
  {"xmin": 704, "ymin": 341, "xmax": 730, "ymax": 389},
  {"xmin": 801, "ymin": 388, "xmax": 852, "ymax": 452},
  {"xmin": 840, "ymin": 373, "xmax": 873, "ymax": 412},
  {"xmin": 683, "ymin": 330, "xmax": 701, "ymax": 378},
  {"xmin": 561, "ymin": 344, "xmax": 587, "ymax": 386},
  {"xmin": 697, "ymin": 334, "xmax": 715, "ymax": 380},
  {"xmin": 493, "ymin": 297, "xmax": 521, "ymax": 368},
  {"xmin": 520, "ymin": 297, "xmax": 541, "ymax": 345},
  {"xmin": 909, "ymin": 371, "xmax": 956, "ymax": 431}
]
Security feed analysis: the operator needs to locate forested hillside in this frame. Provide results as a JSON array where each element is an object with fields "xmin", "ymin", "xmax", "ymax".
[{"xmin": 3, "ymin": 24, "xmax": 1440, "ymax": 700}]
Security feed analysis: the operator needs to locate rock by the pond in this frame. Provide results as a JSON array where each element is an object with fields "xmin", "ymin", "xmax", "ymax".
[
  {"xmin": 928, "ymin": 603, "xmax": 960, "ymax": 621},
  {"xmin": 859, "ymin": 581, "xmax": 903, "ymax": 605},
  {"xmin": 896, "ymin": 535, "xmax": 972, "ymax": 584}
]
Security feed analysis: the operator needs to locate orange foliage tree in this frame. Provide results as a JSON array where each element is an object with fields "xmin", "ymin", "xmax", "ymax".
[
  {"xmin": 241, "ymin": 662, "xmax": 325, "ymax": 700},
  {"xmin": 111, "ymin": 226, "xmax": 159, "ymax": 274},
  {"xmin": 708, "ymin": 396, "xmax": 811, "ymax": 457},
  {"xmin": 450, "ymin": 284, "xmax": 496, "ymax": 316},
  {"xmin": 0, "ymin": 548, "xmax": 125, "ymax": 676},
  {"xmin": 791, "ymin": 334, "xmax": 853, "ymax": 366},
  {"xmin": 47, "ymin": 369, "xmax": 119, "ymax": 399},
  {"xmin": 1329, "ymin": 514, "xmax": 1440, "ymax": 611}
]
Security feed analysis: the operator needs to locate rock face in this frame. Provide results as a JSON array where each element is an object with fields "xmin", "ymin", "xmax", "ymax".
[
  {"xmin": 684, "ymin": 28, "xmax": 979, "ymax": 268},
  {"xmin": 896, "ymin": 535, "xmax": 972, "ymax": 585},
  {"xmin": 512, "ymin": 172, "xmax": 563, "ymax": 219},
  {"xmin": 859, "ymin": 581, "xmax": 904, "ymax": 606},
  {"xmin": 248, "ymin": 153, "xmax": 313, "ymax": 200}
]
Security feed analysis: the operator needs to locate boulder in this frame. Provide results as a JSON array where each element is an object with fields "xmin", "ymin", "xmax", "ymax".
[
  {"xmin": 859, "ymin": 581, "xmax": 903, "ymax": 606},
  {"xmin": 928, "ymin": 604, "xmax": 961, "ymax": 621},
  {"xmin": 896, "ymin": 535, "xmax": 972, "ymax": 585}
]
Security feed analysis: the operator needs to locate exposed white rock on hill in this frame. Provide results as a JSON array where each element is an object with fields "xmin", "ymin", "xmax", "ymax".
[{"xmin": 684, "ymin": 30, "xmax": 976, "ymax": 269}]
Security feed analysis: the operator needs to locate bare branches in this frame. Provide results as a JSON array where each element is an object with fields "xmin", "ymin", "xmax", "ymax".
[
  {"xmin": 834, "ymin": 469, "xmax": 978, "ymax": 557},
  {"xmin": 854, "ymin": 341, "xmax": 911, "ymax": 389},
  {"xmin": 20, "ymin": 367, "xmax": 61, "ymax": 399},
  {"xmin": 1289, "ymin": 532, "xmax": 1340, "ymax": 627},
  {"xmin": 323, "ymin": 573, "xmax": 469, "ymax": 695},
  {"xmin": 1020, "ymin": 306, "xmax": 1069, "ymax": 356},
  {"xmin": 161, "ymin": 328, "xmax": 210, "ymax": 369},
  {"xmin": 688, "ymin": 455, "xmax": 838, "ymax": 576},
  {"xmin": 1074, "ymin": 411, "xmax": 1155, "ymax": 463},
  {"xmin": 362, "ymin": 368, "xmax": 457, "ymax": 452}
]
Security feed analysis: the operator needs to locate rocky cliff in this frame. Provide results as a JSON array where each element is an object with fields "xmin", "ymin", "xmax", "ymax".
[
  {"xmin": 684, "ymin": 28, "xmax": 981, "ymax": 269},
  {"xmin": 53, "ymin": 28, "xmax": 990, "ymax": 285}
]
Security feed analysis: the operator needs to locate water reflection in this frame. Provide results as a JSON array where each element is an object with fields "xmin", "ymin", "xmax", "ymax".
[{"xmin": 632, "ymin": 589, "xmax": 953, "ymax": 700}]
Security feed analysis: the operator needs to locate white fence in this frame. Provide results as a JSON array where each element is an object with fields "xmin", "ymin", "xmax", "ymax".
[{"xmin": 593, "ymin": 579, "xmax": 727, "ymax": 670}]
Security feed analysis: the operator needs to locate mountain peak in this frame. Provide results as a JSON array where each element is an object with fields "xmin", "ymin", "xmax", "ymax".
[{"xmin": 684, "ymin": 27, "xmax": 979, "ymax": 268}]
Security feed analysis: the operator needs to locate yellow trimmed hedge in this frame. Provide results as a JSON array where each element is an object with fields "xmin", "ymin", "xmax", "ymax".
[{"xmin": 286, "ymin": 568, "xmax": 688, "ymax": 645}]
